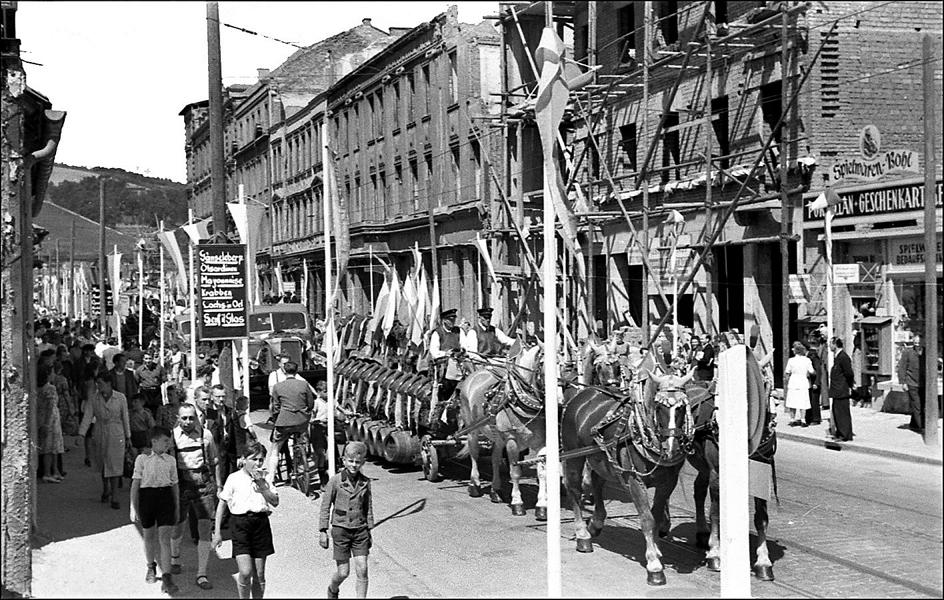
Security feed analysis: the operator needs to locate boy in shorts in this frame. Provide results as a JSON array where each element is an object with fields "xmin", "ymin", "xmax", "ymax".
[
  {"xmin": 318, "ymin": 441, "xmax": 374, "ymax": 599},
  {"xmin": 129, "ymin": 426, "xmax": 180, "ymax": 595}
]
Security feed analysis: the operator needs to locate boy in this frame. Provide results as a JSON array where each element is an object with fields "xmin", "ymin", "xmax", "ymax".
[
  {"xmin": 130, "ymin": 426, "xmax": 180, "ymax": 595},
  {"xmin": 128, "ymin": 394, "xmax": 155, "ymax": 458},
  {"xmin": 319, "ymin": 441, "xmax": 374, "ymax": 599}
]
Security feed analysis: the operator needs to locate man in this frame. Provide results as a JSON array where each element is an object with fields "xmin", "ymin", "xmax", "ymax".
[
  {"xmin": 693, "ymin": 334, "xmax": 716, "ymax": 382},
  {"xmin": 267, "ymin": 354, "xmax": 291, "ymax": 406},
  {"xmin": 805, "ymin": 335, "xmax": 824, "ymax": 426},
  {"xmin": 467, "ymin": 307, "xmax": 515, "ymax": 359},
  {"xmin": 897, "ymin": 333, "xmax": 925, "ymax": 434},
  {"xmin": 828, "ymin": 337, "xmax": 855, "ymax": 442},
  {"xmin": 135, "ymin": 352, "xmax": 166, "ymax": 415},
  {"xmin": 265, "ymin": 361, "xmax": 315, "ymax": 482},
  {"xmin": 186, "ymin": 364, "xmax": 215, "ymax": 407},
  {"xmin": 428, "ymin": 309, "xmax": 464, "ymax": 432},
  {"xmin": 98, "ymin": 337, "xmax": 122, "ymax": 371},
  {"xmin": 109, "ymin": 353, "xmax": 139, "ymax": 404},
  {"xmin": 208, "ymin": 384, "xmax": 237, "ymax": 480},
  {"xmin": 125, "ymin": 340, "xmax": 144, "ymax": 369},
  {"xmin": 248, "ymin": 357, "xmax": 266, "ymax": 378},
  {"xmin": 170, "ymin": 403, "xmax": 222, "ymax": 590}
]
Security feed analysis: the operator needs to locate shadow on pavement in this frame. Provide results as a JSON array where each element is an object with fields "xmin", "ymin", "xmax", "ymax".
[{"xmin": 372, "ymin": 498, "xmax": 427, "ymax": 529}]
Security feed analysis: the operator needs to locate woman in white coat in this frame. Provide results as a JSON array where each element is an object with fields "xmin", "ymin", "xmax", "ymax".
[{"xmin": 784, "ymin": 341, "xmax": 815, "ymax": 426}]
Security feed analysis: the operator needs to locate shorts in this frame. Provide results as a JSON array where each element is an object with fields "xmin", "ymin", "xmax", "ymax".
[
  {"xmin": 138, "ymin": 486, "xmax": 176, "ymax": 528},
  {"xmin": 271, "ymin": 422, "xmax": 308, "ymax": 445},
  {"xmin": 332, "ymin": 526, "xmax": 371, "ymax": 562},
  {"xmin": 177, "ymin": 475, "xmax": 217, "ymax": 523},
  {"xmin": 230, "ymin": 512, "xmax": 275, "ymax": 559}
]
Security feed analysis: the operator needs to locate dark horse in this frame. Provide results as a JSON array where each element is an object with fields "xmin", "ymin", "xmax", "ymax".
[
  {"xmin": 685, "ymin": 342, "xmax": 778, "ymax": 580},
  {"xmin": 560, "ymin": 361, "xmax": 694, "ymax": 586}
]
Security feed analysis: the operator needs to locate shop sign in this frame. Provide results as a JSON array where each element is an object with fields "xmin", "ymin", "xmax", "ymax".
[
  {"xmin": 832, "ymin": 264, "xmax": 860, "ymax": 283},
  {"xmin": 197, "ymin": 244, "xmax": 249, "ymax": 340},
  {"xmin": 830, "ymin": 125, "xmax": 919, "ymax": 183},
  {"xmin": 282, "ymin": 281, "xmax": 297, "ymax": 293},
  {"xmin": 888, "ymin": 236, "xmax": 943, "ymax": 272},
  {"xmin": 807, "ymin": 179, "xmax": 943, "ymax": 222},
  {"xmin": 788, "ymin": 274, "xmax": 811, "ymax": 303}
]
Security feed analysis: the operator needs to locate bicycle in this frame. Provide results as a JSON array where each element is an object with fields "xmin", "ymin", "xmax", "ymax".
[{"xmin": 276, "ymin": 428, "xmax": 313, "ymax": 497}]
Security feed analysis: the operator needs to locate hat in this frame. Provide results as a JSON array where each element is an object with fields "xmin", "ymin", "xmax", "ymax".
[
  {"xmin": 477, "ymin": 307, "xmax": 494, "ymax": 318},
  {"xmin": 441, "ymin": 308, "xmax": 458, "ymax": 321}
]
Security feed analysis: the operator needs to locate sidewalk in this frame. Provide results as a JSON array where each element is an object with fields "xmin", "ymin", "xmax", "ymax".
[{"xmin": 774, "ymin": 403, "xmax": 943, "ymax": 465}]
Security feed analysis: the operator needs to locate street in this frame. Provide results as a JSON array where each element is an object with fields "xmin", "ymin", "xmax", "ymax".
[{"xmin": 31, "ymin": 413, "xmax": 943, "ymax": 598}]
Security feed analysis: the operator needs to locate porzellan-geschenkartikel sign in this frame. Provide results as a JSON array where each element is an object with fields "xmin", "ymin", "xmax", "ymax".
[{"xmin": 197, "ymin": 243, "xmax": 249, "ymax": 340}]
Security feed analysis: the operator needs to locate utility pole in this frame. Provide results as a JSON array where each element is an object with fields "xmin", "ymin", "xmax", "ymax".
[
  {"xmin": 99, "ymin": 177, "xmax": 107, "ymax": 335},
  {"xmin": 641, "ymin": 1, "xmax": 651, "ymax": 339},
  {"xmin": 921, "ymin": 34, "xmax": 939, "ymax": 445},
  {"xmin": 207, "ymin": 1, "xmax": 227, "ymax": 235},
  {"xmin": 69, "ymin": 218, "xmax": 76, "ymax": 318},
  {"xmin": 779, "ymin": 7, "xmax": 791, "ymax": 381}
]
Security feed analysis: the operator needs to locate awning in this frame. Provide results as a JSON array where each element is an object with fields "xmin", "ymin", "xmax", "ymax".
[{"xmin": 856, "ymin": 316, "xmax": 893, "ymax": 325}]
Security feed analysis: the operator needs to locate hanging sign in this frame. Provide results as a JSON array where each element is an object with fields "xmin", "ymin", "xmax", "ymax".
[
  {"xmin": 91, "ymin": 284, "xmax": 114, "ymax": 316},
  {"xmin": 829, "ymin": 125, "xmax": 919, "ymax": 183},
  {"xmin": 832, "ymin": 264, "xmax": 861, "ymax": 284},
  {"xmin": 887, "ymin": 235, "xmax": 944, "ymax": 274},
  {"xmin": 788, "ymin": 274, "xmax": 811, "ymax": 304},
  {"xmin": 197, "ymin": 243, "xmax": 249, "ymax": 340}
]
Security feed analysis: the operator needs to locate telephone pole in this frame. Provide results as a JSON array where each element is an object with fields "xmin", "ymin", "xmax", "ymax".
[
  {"xmin": 921, "ymin": 34, "xmax": 938, "ymax": 445},
  {"xmin": 99, "ymin": 177, "xmax": 107, "ymax": 335},
  {"xmin": 207, "ymin": 1, "xmax": 227, "ymax": 236}
]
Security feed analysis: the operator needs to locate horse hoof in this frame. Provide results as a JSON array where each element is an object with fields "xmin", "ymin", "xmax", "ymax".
[
  {"xmin": 534, "ymin": 506, "xmax": 547, "ymax": 521},
  {"xmin": 706, "ymin": 557, "xmax": 722, "ymax": 572},
  {"xmin": 695, "ymin": 532, "xmax": 710, "ymax": 550},
  {"xmin": 511, "ymin": 503, "xmax": 526, "ymax": 516},
  {"xmin": 575, "ymin": 538, "xmax": 593, "ymax": 553},
  {"xmin": 489, "ymin": 490, "xmax": 502, "ymax": 504},
  {"xmin": 647, "ymin": 571, "xmax": 667, "ymax": 586},
  {"xmin": 468, "ymin": 484, "xmax": 482, "ymax": 498},
  {"xmin": 753, "ymin": 565, "xmax": 775, "ymax": 581},
  {"xmin": 587, "ymin": 522, "xmax": 603, "ymax": 538}
]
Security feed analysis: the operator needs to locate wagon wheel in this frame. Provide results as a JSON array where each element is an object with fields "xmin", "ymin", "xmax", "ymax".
[{"xmin": 420, "ymin": 435, "xmax": 440, "ymax": 482}]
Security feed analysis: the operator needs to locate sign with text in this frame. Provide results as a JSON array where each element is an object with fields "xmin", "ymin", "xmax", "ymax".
[
  {"xmin": 197, "ymin": 244, "xmax": 248, "ymax": 340},
  {"xmin": 90, "ymin": 284, "xmax": 113, "ymax": 316},
  {"xmin": 832, "ymin": 264, "xmax": 861, "ymax": 284},
  {"xmin": 829, "ymin": 125, "xmax": 919, "ymax": 183},
  {"xmin": 887, "ymin": 235, "xmax": 944, "ymax": 273},
  {"xmin": 806, "ymin": 180, "xmax": 942, "ymax": 223}
]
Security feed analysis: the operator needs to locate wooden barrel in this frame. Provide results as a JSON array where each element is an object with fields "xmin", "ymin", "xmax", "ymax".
[
  {"xmin": 376, "ymin": 426, "xmax": 397, "ymax": 461},
  {"xmin": 365, "ymin": 421, "xmax": 384, "ymax": 456},
  {"xmin": 384, "ymin": 431, "xmax": 421, "ymax": 465},
  {"xmin": 355, "ymin": 416, "xmax": 372, "ymax": 442}
]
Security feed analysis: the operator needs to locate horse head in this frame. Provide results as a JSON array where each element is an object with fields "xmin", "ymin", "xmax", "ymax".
[
  {"xmin": 643, "ymin": 377, "xmax": 695, "ymax": 464},
  {"xmin": 592, "ymin": 356, "xmax": 620, "ymax": 388},
  {"xmin": 514, "ymin": 344, "xmax": 544, "ymax": 391}
]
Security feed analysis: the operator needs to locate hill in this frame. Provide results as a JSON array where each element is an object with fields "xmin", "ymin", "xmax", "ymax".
[{"xmin": 45, "ymin": 163, "xmax": 189, "ymax": 228}]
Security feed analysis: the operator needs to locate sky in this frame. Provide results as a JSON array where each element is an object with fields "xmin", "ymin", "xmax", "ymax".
[{"xmin": 17, "ymin": 1, "xmax": 498, "ymax": 184}]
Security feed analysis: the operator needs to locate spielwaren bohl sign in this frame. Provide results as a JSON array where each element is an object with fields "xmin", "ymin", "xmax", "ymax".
[{"xmin": 829, "ymin": 125, "xmax": 920, "ymax": 182}]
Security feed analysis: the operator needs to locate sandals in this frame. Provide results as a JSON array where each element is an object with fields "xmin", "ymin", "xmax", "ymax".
[{"xmin": 196, "ymin": 575, "xmax": 213, "ymax": 590}]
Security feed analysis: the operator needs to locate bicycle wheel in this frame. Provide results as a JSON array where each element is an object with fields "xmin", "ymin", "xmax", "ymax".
[{"xmin": 292, "ymin": 438, "xmax": 311, "ymax": 496}]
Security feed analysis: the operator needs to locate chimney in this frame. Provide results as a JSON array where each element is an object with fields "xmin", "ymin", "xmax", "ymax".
[
  {"xmin": 362, "ymin": 18, "xmax": 372, "ymax": 27},
  {"xmin": 257, "ymin": 68, "xmax": 270, "ymax": 81}
]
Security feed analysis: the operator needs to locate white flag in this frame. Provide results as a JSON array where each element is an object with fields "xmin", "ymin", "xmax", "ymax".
[
  {"xmin": 157, "ymin": 230, "xmax": 188, "ymax": 295},
  {"xmin": 301, "ymin": 258, "xmax": 310, "ymax": 307},
  {"xmin": 474, "ymin": 233, "xmax": 498, "ymax": 284},
  {"xmin": 181, "ymin": 218, "xmax": 211, "ymax": 245}
]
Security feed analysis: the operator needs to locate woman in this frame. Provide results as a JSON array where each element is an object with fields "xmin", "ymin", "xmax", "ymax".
[
  {"xmin": 784, "ymin": 341, "xmax": 815, "ymax": 426},
  {"xmin": 37, "ymin": 366, "xmax": 65, "ymax": 483},
  {"xmin": 78, "ymin": 371, "xmax": 131, "ymax": 509}
]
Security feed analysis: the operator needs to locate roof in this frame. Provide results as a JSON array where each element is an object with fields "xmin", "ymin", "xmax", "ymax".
[{"xmin": 33, "ymin": 200, "xmax": 138, "ymax": 262}]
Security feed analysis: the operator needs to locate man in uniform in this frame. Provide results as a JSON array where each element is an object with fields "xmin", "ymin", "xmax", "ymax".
[
  {"xmin": 428, "ymin": 309, "xmax": 464, "ymax": 431},
  {"xmin": 467, "ymin": 307, "xmax": 515, "ymax": 360}
]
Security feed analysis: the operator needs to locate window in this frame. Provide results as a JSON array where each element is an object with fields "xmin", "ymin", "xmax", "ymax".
[
  {"xmin": 370, "ymin": 174, "xmax": 378, "ymax": 219},
  {"xmin": 759, "ymin": 80, "xmax": 783, "ymax": 177},
  {"xmin": 619, "ymin": 123, "xmax": 637, "ymax": 173},
  {"xmin": 448, "ymin": 52, "xmax": 458, "ymax": 104},
  {"xmin": 410, "ymin": 160, "xmax": 419, "ymax": 210},
  {"xmin": 661, "ymin": 110, "xmax": 680, "ymax": 184},
  {"xmin": 407, "ymin": 73, "xmax": 416, "ymax": 122},
  {"xmin": 472, "ymin": 141, "xmax": 482, "ymax": 200},
  {"xmin": 424, "ymin": 154, "xmax": 434, "ymax": 208},
  {"xmin": 393, "ymin": 82, "xmax": 401, "ymax": 128},
  {"xmin": 617, "ymin": 5, "xmax": 636, "ymax": 63},
  {"xmin": 375, "ymin": 91, "xmax": 384, "ymax": 137},
  {"xmin": 367, "ymin": 95, "xmax": 375, "ymax": 139},
  {"xmin": 658, "ymin": 1, "xmax": 679, "ymax": 46},
  {"xmin": 421, "ymin": 64, "xmax": 431, "ymax": 115},
  {"xmin": 711, "ymin": 95, "xmax": 730, "ymax": 170},
  {"xmin": 379, "ymin": 171, "xmax": 387, "ymax": 215},
  {"xmin": 576, "ymin": 24, "xmax": 589, "ymax": 62},
  {"xmin": 450, "ymin": 144, "xmax": 460, "ymax": 203},
  {"xmin": 589, "ymin": 139, "xmax": 600, "ymax": 180}
]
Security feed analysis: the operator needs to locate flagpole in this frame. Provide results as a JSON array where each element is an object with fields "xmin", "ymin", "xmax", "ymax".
[
  {"xmin": 188, "ymin": 208, "xmax": 198, "ymax": 383},
  {"xmin": 825, "ymin": 204, "xmax": 834, "ymax": 374},
  {"xmin": 369, "ymin": 244, "xmax": 375, "ymax": 307},
  {"xmin": 542, "ymin": 4, "xmax": 562, "ymax": 597},
  {"xmin": 159, "ymin": 221, "xmax": 166, "ymax": 402},
  {"xmin": 239, "ymin": 185, "xmax": 251, "ymax": 401},
  {"xmin": 112, "ymin": 244, "xmax": 121, "ymax": 349},
  {"xmin": 138, "ymin": 245, "xmax": 145, "ymax": 346},
  {"xmin": 323, "ymin": 121, "xmax": 337, "ymax": 476}
]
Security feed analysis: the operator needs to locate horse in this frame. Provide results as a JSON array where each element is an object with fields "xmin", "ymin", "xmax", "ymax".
[
  {"xmin": 455, "ymin": 345, "xmax": 549, "ymax": 519},
  {"xmin": 685, "ymin": 344, "xmax": 779, "ymax": 580},
  {"xmin": 559, "ymin": 364, "xmax": 694, "ymax": 586}
]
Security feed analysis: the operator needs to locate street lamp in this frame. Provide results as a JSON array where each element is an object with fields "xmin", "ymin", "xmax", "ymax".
[{"xmin": 664, "ymin": 210, "xmax": 685, "ymax": 359}]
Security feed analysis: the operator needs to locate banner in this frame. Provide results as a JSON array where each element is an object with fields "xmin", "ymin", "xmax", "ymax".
[
  {"xmin": 197, "ymin": 244, "xmax": 249, "ymax": 340},
  {"xmin": 182, "ymin": 218, "xmax": 212, "ymax": 245},
  {"xmin": 158, "ymin": 230, "xmax": 189, "ymax": 295},
  {"xmin": 474, "ymin": 233, "xmax": 498, "ymax": 283}
]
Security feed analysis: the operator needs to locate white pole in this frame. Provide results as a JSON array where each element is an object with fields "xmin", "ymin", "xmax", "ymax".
[
  {"xmin": 189, "ymin": 208, "xmax": 198, "ymax": 383},
  {"xmin": 239, "ymin": 185, "xmax": 251, "ymax": 400},
  {"xmin": 825, "ymin": 206, "xmax": 834, "ymax": 373},
  {"xmin": 138, "ymin": 248, "xmax": 144, "ymax": 346},
  {"xmin": 114, "ymin": 244, "xmax": 122, "ymax": 349},
  {"xmin": 160, "ymin": 221, "xmax": 167, "ymax": 403},
  {"xmin": 323, "ymin": 121, "xmax": 337, "ymax": 476},
  {"xmin": 718, "ymin": 343, "xmax": 750, "ymax": 598},
  {"xmin": 672, "ymin": 240, "xmax": 679, "ymax": 359}
]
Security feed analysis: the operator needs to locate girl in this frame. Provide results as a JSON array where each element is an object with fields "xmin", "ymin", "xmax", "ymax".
[
  {"xmin": 130, "ymin": 426, "xmax": 180, "ymax": 595},
  {"xmin": 37, "ymin": 366, "xmax": 65, "ymax": 483},
  {"xmin": 213, "ymin": 442, "xmax": 279, "ymax": 599},
  {"xmin": 784, "ymin": 341, "xmax": 815, "ymax": 426}
]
